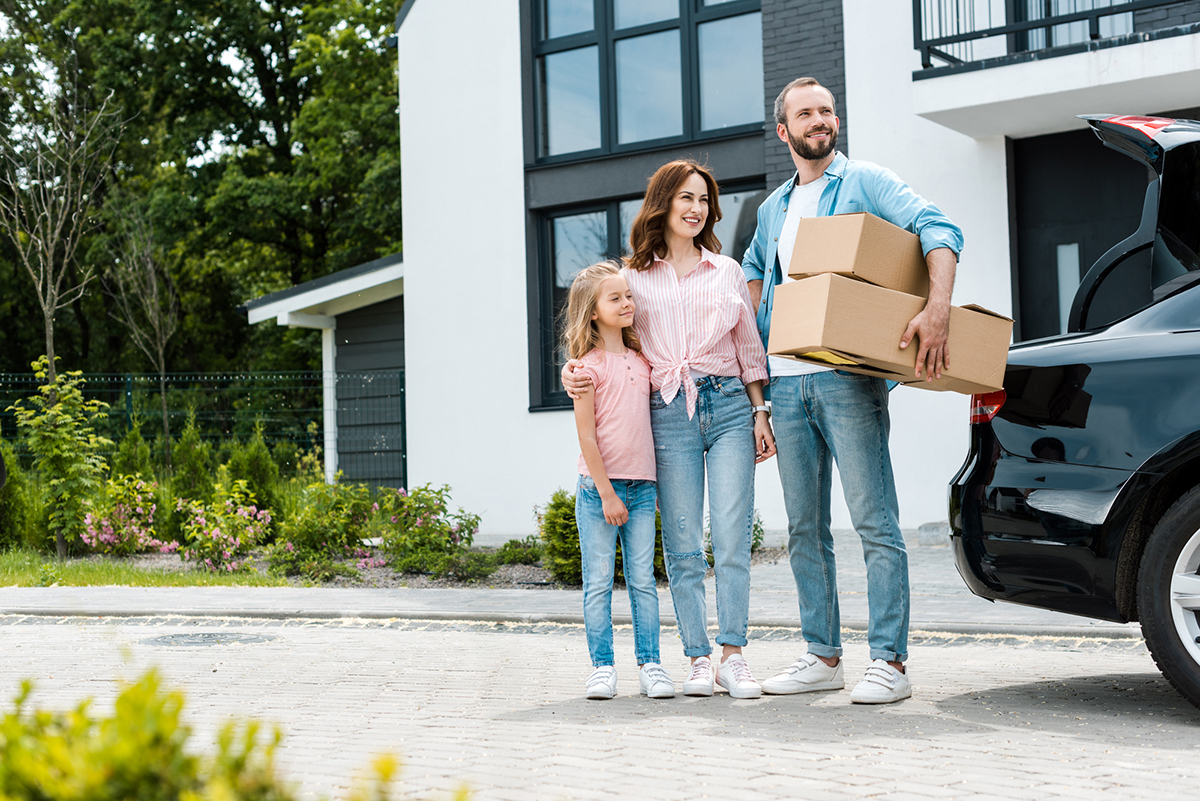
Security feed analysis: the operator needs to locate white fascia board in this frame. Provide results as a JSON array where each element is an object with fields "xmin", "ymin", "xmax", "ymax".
[
  {"xmin": 246, "ymin": 264, "xmax": 404, "ymax": 324},
  {"xmin": 914, "ymin": 33, "xmax": 1200, "ymax": 139},
  {"xmin": 278, "ymin": 312, "xmax": 337, "ymax": 329}
]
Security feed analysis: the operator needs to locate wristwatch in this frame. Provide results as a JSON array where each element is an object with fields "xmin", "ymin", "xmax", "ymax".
[{"xmin": 751, "ymin": 405, "xmax": 770, "ymax": 418}]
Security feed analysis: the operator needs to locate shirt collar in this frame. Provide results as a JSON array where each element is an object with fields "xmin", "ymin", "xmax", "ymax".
[
  {"xmin": 652, "ymin": 246, "xmax": 719, "ymax": 270},
  {"xmin": 786, "ymin": 150, "xmax": 847, "ymax": 194}
]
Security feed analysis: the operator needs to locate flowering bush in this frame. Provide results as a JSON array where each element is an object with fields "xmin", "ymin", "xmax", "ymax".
[
  {"xmin": 372, "ymin": 484, "xmax": 481, "ymax": 574},
  {"xmin": 177, "ymin": 480, "xmax": 271, "ymax": 572},
  {"xmin": 82, "ymin": 476, "xmax": 176, "ymax": 556},
  {"xmin": 267, "ymin": 479, "xmax": 370, "ymax": 581}
]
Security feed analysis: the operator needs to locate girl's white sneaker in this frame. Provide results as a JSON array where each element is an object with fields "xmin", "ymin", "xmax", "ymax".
[
  {"xmin": 639, "ymin": 662, "xmax": 676, "ymax": 698},
  {"xmin": 683, "ymin": 656, "xmax": 715, "ymax": 696},
  {"xmin": 585, "ymin": 666, "xmax": 618, "ymax": 700},
  {"xmin": 849, "ymin": 659, "xmax": 911, "ymax": 704}
]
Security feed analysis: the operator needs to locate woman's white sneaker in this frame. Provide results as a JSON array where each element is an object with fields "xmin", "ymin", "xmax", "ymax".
[
  {"xmin": 639, "ymin": 663, "xmax": 676, "ymax": 698},
  {"xmin": 682, "ymin": 656, "xmax": 715, "ymax": 696},
  {"xmin": 761, "ymin": 654, "xmax": 845, "ymax": 694},
  {"xmin": 585, "ymin": 666, "xmax": 618, "ymax": 700},
  {"xmin": 716, "ymin": 654, "xmax": 762, "ymax": 699},
  {"xmin": 849, "ymin": 659, "xmax": 911, "ymax": 704}
]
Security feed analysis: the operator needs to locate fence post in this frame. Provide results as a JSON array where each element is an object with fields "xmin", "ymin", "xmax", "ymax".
[{"xmin": 125, "ymin": 373, "xmax": 134, "ymax": 432}]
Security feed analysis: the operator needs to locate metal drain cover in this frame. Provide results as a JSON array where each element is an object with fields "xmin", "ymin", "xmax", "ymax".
[{"xmin": 140, "ymin": 632, "xmax": 277, "ymax": 647}]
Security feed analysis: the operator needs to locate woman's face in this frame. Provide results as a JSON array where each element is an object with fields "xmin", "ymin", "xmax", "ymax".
[{"xmin": 665, "ymin": 172, "xmax": 709, "ymax": 244}]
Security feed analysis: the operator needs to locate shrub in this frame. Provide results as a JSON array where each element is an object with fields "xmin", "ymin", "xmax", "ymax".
[
  {"xmin": 170, "ymin": 410, "xmax": 214, "ymax": 503},
  {"xmin": 111, "ymin": 419, "xmax": 153, "ymax": 479},
  {"xmin": 272, "ymin": 440, "xmax": 300, "ymax": 474},
  {"xmin": 496, "ymin": 535, "xmax": 543, "ymax": 566},
  {"xmin": 268, "ymin": 479, "xmax": 371, "ymax": 581},
  {"xmin": 538, "ymin": 489, "xmax": 667, "ymax": 585},
  {"xmin": 227, "ymin": 421, "xmax": 279, "ymax": 514},
  {"xmin": 0, "ymin": 668, "xmax": 406, "ymax": 800},
  {"xmin": 82, "ymin": 476, "xmax": 177, "ymax": 556},
  {"xmin": 704, "ymin": 509, "xmax": 767, "ymax": 561},
  {"xmin": 373, "ymin": 484, "xmax": 480, "ymax": 575},
  {"xmin": 7, "ymin": 357, "xmax": 113, "ymax": 557},
  {"xmin": 0, "ymin": 443, "xmax": 42, "ymax": 553},
  {"xmin": 177, "ymin": 479, "xmax": 271, "ymax": 572},
  {"xmin": 421, "ymin": 551, "xmax": 498, "ymax": 582}
]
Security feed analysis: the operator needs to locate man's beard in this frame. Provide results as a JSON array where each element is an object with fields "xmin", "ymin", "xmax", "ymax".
[{"xmin": 787, "ymin": 125, "xmax": 838, "ymax": 161}]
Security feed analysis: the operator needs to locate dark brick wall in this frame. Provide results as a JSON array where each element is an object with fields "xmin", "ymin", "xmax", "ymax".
[
  {"xmin": 762, "ymin": 0, "xmax": 847, "ymax": 189},
  {"xmin": 1135, "ymin": 1, "xmax": 1200, "ymax": 30}
]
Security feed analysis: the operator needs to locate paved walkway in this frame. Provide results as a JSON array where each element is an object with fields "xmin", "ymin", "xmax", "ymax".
[{"xmin": 0, "ymin": 530, "xmax": 1140, "ymax": 637}]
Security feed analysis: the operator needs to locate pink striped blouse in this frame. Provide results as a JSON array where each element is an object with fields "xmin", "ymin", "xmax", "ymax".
[{"xmin": 623, "ymin": 247, "xmax": 768, "ymax": 419}]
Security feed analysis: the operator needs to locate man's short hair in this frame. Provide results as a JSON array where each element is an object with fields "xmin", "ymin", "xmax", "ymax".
[{"xmin": 773, "ymin": 77, "xmax": 836, "ymax": 126}]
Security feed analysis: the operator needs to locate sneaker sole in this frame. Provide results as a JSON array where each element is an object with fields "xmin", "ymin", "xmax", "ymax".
[
  {"xmin": 682, "ymin": 684, "xmax": 714, "ymax": 697},
  {"xmin": 717, "ymin": 683, "xmax": 762, "ymax": 699},
  {"xmin": 761, "ymin": 679, "xmax": 845, "ymax": 695},
  {"xmin": 586, "ymin": 691, "xmax": 616, "ymax": 700},
  {"xmin": 641, "ymin": 689, "xmax": 676, "ymax": 699},
  {"xmin": 849, "ymin": 688, "xmax": 911, "ymax": 704}
]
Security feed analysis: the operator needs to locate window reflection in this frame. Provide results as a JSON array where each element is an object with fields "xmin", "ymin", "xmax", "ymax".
[
  {"xmin": 542, "ymin": 0, "xmax": 594, "ymax": 39},
  {"xmin": 615, "ymin": 30, "xmax": 682, "ymax": 144},
  {"xmin": 614, "ymin": 0, "xmax": 677, "ymax": 29},
  {"xmin": 551, "ymin": 211, "xmax": 609, "ymax": 374},
  {"xmin": 540, "ymin": 47, "xmax": 601, "ymax": 156},
  {"xmin": 698, "ymin": 13, "xmax": 763, "ymax": 131},
  {"xmin": 618, "ymin": 199, "xmax": 641, "ymax": 257}
]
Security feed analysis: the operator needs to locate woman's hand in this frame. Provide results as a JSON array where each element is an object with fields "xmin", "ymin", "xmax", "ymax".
[
  {"xmin": 561, "ymin": 359, "xmax": 592, "ymax": 399},
  {"xmin": 753, "ymin": 412, "xmax": 776, "ymax": 464}
]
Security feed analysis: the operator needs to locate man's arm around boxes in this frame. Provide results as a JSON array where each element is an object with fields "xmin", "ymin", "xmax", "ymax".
[{"xmin": 743, "ymin": 78, "xmax": 964, "ymax": 705}]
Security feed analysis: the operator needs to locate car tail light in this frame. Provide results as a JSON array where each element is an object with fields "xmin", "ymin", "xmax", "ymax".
[
  {"xmin": 1104, "ymin": 115, "xmax": 1174, "ymax": 139},
  {"xmin": 970, "ymin": 390, "xmax": 1006, "ymax": 424}
]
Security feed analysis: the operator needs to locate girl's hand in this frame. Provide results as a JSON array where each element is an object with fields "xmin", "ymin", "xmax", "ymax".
[
  {"xmin": 602, "ymin": 494, "xmax": 629, "ymax": 526},
  {"xmin": 561, "ymin": 359, "xmax": 592, "ymax": 399},
  {"xmin": 753, "ymin": 413, "xmax": 777, "ymax": 464}
]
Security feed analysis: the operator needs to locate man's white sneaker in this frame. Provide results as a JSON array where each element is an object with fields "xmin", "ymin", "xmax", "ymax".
[
  {"xmin": 639, "ymin": 663, "xmax": 676, "ymax": 698},
  {"xmin": 761, "ymin": 654, "xmax": 845, "ymax": 695},
  {"xmin": 682, "ymin": 656, "xmax": 714, "ymax": 697},
  {"xmin": 849, "ymin": 659, "xmax": 911, "ymax": 704},
  {"xmin": 585, "ymin": 666, "xmax": 618, "ymax": 700},
  {"xmin": 716, "ymin": 654, "xmax": 762, "ymax": 699}
]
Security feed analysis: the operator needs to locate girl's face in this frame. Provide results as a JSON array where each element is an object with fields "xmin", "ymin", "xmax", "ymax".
[
  {"xmin": 591, "ymin": 275, "xmax": 635, "ymax": 332},
  {"xmin": 665, "ymin": 172, "xmax": 709, "ymax": 244}
]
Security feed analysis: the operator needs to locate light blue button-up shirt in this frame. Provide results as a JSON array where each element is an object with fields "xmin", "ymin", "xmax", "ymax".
[{"xmin": 741, "ymin": 151, "xmax": 965, "ymax": 369}]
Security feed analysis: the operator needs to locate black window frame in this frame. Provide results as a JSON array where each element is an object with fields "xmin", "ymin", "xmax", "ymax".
[{"xmin": 532, "ymin": 0, "xmax": 764, "ymax": 165}]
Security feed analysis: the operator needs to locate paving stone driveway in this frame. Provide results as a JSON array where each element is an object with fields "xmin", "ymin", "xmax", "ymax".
[{"xmin": 1, "ymin": 616, "xmax": 1194, "ymax": 800}]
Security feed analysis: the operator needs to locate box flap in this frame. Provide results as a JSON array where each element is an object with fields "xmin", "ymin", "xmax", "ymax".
[{"xmin": 960, "ymin": 303, "xmax": 1013, "ymax": 322}]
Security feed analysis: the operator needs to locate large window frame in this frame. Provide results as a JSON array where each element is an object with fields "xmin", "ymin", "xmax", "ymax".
[{"xmin": 532, "ymin": 0, "xmax": 764, "ymax": 165}]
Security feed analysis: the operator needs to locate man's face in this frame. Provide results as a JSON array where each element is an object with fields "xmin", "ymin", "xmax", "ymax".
[{"xmin": 778, "ymin": 85, "xmax": 839, "ymax": 162}]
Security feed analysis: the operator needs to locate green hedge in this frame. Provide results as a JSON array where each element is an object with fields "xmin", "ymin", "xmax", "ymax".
[{"xmin": 538, "ymin": 488, "xmax": 667, "ymax": 585}]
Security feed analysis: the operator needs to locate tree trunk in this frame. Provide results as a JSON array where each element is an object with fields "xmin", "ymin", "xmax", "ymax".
[{"xmin": 44, "ymin": 311, "xmax": 56, "ymax": 385}]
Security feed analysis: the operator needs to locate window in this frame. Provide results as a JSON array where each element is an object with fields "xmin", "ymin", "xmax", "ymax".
[
  {"xmin": 533, "ymin": 0, "xmax": 763, "ymax": 162},
  {"xmin": 535, "ymin": 184, "xmax": 765, "ymax": 408}
]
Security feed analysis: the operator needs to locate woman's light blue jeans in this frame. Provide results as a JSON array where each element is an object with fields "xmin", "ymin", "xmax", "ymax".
[
  {"xmin": 769, "ymin": 371, "xmax": 909, "ymax": 663},
  {"xmin": 575, "ymin": 475, "xmax": 660, "ymax": 667},
  {"xmin": 650, "ymin": 376, "xmax": 756, "ymax": 658}
]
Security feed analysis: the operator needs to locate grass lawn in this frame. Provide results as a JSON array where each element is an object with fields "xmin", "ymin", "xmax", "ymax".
[{"xmin": 0, "ymin": 549, "xmax": 288, "ymax": 588}]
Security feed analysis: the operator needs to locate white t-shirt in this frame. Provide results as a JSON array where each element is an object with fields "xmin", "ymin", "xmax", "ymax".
[{"xmin": 769, "ymin": 175, "xmax": 833, "ymax": 377}]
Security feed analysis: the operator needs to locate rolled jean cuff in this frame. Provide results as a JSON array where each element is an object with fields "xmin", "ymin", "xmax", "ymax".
[
  {"xmin": 807, "ymin": 643, "xmax": 842, "ymax": 659},
  {"xmin": 714, "ymin": 633, "xmax": 748, "ymax": 648},
  {"xmin": 636, "ymin": 651, "xmax": 660, "ymax": 664},
  {"xmin": 593, "ymin": 660, "xmax": 615, "ymax": 667},
  {"xmin": 869, "ymin": 649, "xmax": 907, "ymax": 663},
  {"xmin": 683, "ymin": 644, "xmax": 713, "ymax": 658}
]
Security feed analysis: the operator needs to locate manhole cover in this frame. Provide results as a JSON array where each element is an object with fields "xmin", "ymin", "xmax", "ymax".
[{"xmin": 140, "ymin": 632, "xmax": 277, "ymax": 647}]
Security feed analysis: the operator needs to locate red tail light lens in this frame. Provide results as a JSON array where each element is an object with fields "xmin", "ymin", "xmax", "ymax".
[{"xmin": 970, "ymin": 390, "xmax": 1006, "ymax": 424}]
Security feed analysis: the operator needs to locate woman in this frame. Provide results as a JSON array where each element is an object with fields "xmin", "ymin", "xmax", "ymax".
[{"xmin": 564, "ymin": 159, "xmax": 775, "ymax": 698}]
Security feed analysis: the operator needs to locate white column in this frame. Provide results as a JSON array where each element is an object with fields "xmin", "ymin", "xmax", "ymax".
[{"xmin": 322, "ymin": 327, "xmax": 338, "ymax": 485}]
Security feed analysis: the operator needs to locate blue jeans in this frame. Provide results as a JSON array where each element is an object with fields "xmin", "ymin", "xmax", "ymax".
[
  {"xmin": 770, "ymin": 371, "xmax": 909, "ymax": 663},
  {"xmin": 651, "ymin": 376, "xmax": 756, "ymax": 658},
  {"xmin": 575, "ymin": 475, "xmax": 660, "ymax": 667}
]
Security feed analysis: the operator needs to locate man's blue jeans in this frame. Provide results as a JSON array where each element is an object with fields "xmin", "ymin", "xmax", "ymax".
[
  {"xmin": 575, "ymin": 475, "xmax": 660, "ymax": 667},
  {"xmin": 770, "ymin": 371, "xmax": 910, "ymax": 662},
  {"xmin": 651, "ymin": 376, "xmax": 756, "ymax": 658}
]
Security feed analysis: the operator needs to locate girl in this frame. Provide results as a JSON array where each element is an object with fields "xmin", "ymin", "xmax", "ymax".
[{"xmin": 564, "ymin": 260, "xmax": 674, "ymax": 701}]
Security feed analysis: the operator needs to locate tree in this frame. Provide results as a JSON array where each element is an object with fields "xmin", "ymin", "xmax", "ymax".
[{"xmin": 0, "ymin": 82, "xmax": 122, "ymax": 385}]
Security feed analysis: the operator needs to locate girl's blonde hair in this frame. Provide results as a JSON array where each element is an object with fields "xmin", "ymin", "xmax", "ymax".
[{"xmin": 560, "ymin": 260, "xmax": 642, "ymax": 361}]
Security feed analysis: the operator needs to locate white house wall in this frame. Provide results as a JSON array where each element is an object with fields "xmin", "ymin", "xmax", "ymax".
[{"xmin": 399, "ymin": 0, "xmax": 577, "ymax": 536}]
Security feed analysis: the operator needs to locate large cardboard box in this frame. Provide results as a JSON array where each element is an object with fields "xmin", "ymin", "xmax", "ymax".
[
  {"xmin": 788, "ymin": 212, "xmax": 930, "ymax": 298},
  {"xmin": 768, "ymin": 273, "xmax": 1012, "ymax": 395}
]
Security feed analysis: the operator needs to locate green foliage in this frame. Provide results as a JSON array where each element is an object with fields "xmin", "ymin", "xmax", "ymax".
[
  {"xmin": 271, "ymin": 440, "xmax": 300, "ymax": 474},
  {"xmin": 170, "ymin": 410, "xmax": 214, "ymax": 503},
  {"xmin": 177, "ymin": 480, "xmax": 272, "ymax": 572},
  {"xmin": 538, "ymin": 489, "xmax": 667, "ymax": 585},
  {"xmin": 82, "ymin": 476, "xmax": 175, "ymax": 556},
  {"xmin": 418, "ymin": 552, "xmax": 499, "ymax": 582},
  {"xmin": 268, "ymin": 479, "xmax": 370, "ymax": 581},
  {"xmin": 111, "ymin": 419, "xmax": 153, "ymax": 479},
  {"xmin": 37, "ymin": 562, "xmax": 61, "ymax": 587},
  {"xmin": 374, "ymin": 485, "xmax": 481, "ymax": 575},
  {"xmin": 7, "ymin": 357, "xmax": 114, "ymax": 556},
  {"xmin": 704, "ymin": 509, "xmax": 767, "ymax": 561},
  {"xmin": 496, "ymin": 535, "xmax": 543, "ymax": 566},
  {"xmin": 0, "ymin": 443, "xmax": 42, "ymax": 553},
  {"xmin": 226, "ymin": 422, "xmax": 279, "ymax": 514}
]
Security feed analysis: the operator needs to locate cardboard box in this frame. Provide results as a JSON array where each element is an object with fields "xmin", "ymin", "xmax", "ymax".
[
  {"xmin": 788, "ymin": 212, "xmax": 930, "ymax": 298},
  {"xmin": 768, "ymin": 273, "xmax": 1012, "ymax": 395}
]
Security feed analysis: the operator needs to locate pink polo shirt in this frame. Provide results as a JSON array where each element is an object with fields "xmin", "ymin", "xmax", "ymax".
[{"xmin": 576, "ymin": 347, "xmax": 656, "ymax": 482}]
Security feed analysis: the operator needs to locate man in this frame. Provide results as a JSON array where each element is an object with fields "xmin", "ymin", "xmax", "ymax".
[{"xmin": 743, "ymin": 77, "xmax": 963, "ymax": 704}]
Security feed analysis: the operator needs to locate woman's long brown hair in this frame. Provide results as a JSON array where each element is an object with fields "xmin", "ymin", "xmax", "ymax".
[{"xmin": 627, "ymin": 159, "xmax": 723, "ymax": 271}]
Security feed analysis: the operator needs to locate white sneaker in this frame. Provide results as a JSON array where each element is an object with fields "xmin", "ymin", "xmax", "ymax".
[
  {"xmin": 639, "ymin": 663, "xmax": 676, "ymax": 698},
  {"xmin": 761, "ymin": 654, "xmax": 845, "ymax": 695},
  {"xmin": 585, "ymin": 666, "xmax": 618, "ymax": 700},
  {"xmin": 682, "ymin": 656, "xmax": 714, "ymax": 697},
  {"xmin": 849, "ymin": 659, "xmax": 911, "ymax": 704},
  {"xmin": 716, "ymin": 654, "xmax": 762, "ymax": 699}
]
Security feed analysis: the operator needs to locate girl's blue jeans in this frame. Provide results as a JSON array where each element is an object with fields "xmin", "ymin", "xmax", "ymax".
[{"xmin": 575, "ymin": 475, "xmax": 660, "ymax": 667}]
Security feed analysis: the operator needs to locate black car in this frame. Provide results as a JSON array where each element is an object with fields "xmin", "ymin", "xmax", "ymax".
[{"xmin": 949, "ymin": 114, "xmax": 1200, "ymax": 708}]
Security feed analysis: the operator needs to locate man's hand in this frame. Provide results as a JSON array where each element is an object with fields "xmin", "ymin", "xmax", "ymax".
[
  {"xmin": 561, "ymin": 359, "xmax": 592, "ymax": 399},
  {"xmin": 900, "ymin": 246, "xmax": 956, "ymax": 381}
]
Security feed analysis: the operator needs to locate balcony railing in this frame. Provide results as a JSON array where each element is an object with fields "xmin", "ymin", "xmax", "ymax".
[{"xmin": 914, "ymin": 0, "xmax": 1200, "ymax": 72}]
